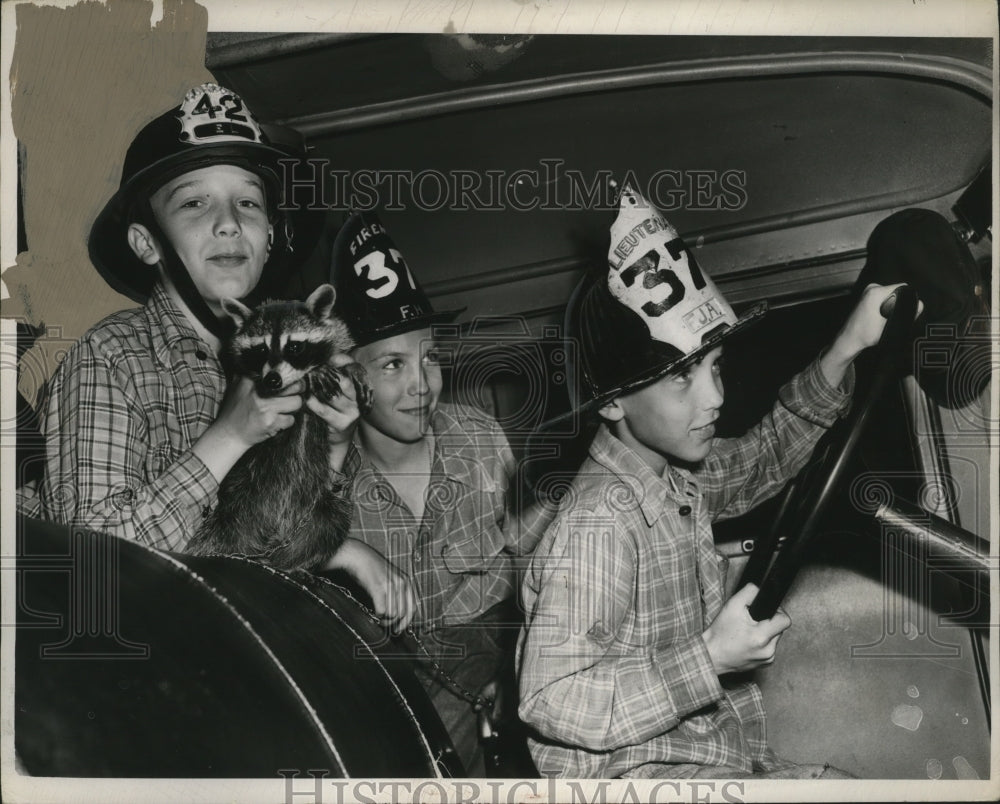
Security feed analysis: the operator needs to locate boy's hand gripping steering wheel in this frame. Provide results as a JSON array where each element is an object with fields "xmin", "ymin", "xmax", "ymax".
[{"xmin": 739, "ymin": 285, "xmax": 920, "ymax": 621}]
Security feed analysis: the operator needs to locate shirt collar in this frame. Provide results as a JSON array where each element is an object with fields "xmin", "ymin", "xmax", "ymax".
[
  {"xmin": 431, "ymin": 404, "xmax": 500, "ymax": 492},
  {"xmin": 351, "ymin": 403, "xmax": 500, "ymax": 493},
  {"xmin": 145, "ymin": 282, "xmax": 212, "ymax": 363},
  {"xmin": 588, "ymin": 424, "xmax": 695, "ymax": 526}
]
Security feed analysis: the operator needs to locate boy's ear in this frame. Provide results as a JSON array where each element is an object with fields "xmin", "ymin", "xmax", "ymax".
[
  {"xmin": 127, "ymin": 223, "xmax": 162, "ymax": 266},
  {"xmin": 597, "ymin": 398, "xmax": 625, "ymax": 422}
]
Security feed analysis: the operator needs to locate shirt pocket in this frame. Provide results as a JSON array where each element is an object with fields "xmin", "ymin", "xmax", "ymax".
[
  {"xmin": 145, "ymin": 440, "xmax": 175, "ymax": 479},
  {"xmin": 439, "ymin": 491, "xmax": 507, "ymax": 574},
  {"xmin": 680, "ymin": 709, "xmax": 722, "ymax": 737}
]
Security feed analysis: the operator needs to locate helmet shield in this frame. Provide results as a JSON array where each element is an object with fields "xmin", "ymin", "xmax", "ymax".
[
  {"xmin": 330, "ymin": 210, "xmax": 463, "ymax": 347},
  {"xmin": 608, "ymin": 185, "xmax": 740, "ymax": 354},
  {"xmin": 544, "ymin": 184, "xmax": 767, "ymax": 429}
]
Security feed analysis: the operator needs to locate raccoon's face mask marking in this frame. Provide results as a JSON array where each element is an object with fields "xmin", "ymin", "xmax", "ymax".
[
  {"xmin": 230, "ymin": 333, "xmax": 334, "ymax": 396},
  {"xmin": 221, "ymin": 283, "xmax": 357, "ymax": 399}
]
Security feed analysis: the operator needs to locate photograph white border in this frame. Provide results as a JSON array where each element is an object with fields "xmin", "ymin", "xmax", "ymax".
[{"xmin": 2, "ymin": 2, "xmax": 997, "ymax": 802}]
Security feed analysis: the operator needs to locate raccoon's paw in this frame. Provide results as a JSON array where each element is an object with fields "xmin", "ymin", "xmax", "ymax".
[
  {"xmin": 309, "ymin": 362, "xmax": 372, "ymax": 414},
  {"xmin": 307, "ymin": 365, "xmax": 346, "ymax": 405},
  {"xmin": 343, "ymin": 363, "xmax": 374, "ymax": 415}
]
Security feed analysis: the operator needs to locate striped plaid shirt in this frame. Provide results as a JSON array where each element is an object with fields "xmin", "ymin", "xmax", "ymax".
[
  {"xmin": 346, "ymin": 402, "xmax": 542, "ymax": 632},
  {"xmin": 32, "ymin": 283, "xmax": 222, "ymax": 550},
  {"xmin": 517, "ymin": 358, "xmax": 852, "ymax": 778}
]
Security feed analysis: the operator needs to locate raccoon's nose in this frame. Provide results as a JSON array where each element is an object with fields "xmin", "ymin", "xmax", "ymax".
[{"xmin": 262, "ymin": 371, "xmax": 283, "ymax": 392}]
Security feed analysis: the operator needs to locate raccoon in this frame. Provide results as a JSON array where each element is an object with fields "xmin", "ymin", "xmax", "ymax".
[{"xmin": 187, "ymin": 283, "xmax": 372, "ymax": 572}]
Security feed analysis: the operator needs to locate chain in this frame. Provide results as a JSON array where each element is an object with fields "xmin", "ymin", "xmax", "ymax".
[
  {"xmin": 191, "ymin": 550, "xmax": 495, "ymax": 711},
  {"xmin": 207, "ymin": 516, "xmax": 309, "ymax": 564},
  {"xmin": 315, "ymin": 574, "xmax": 494, "ymax": 712}
]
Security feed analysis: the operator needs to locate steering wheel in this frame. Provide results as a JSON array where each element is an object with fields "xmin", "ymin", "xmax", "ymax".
[{"xmin": 739, "ymin": 285, "xmax": 920, "ymax": 622}]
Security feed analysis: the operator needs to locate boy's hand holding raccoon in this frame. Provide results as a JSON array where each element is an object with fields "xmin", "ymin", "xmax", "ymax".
[
  {"xmin": 196, "ymin": 284, "xmax": 371, "ymax": 482},
  {"xmin": 193, "ymin": 376, "xmax": 305, "ymax": 483},
  {"xmin": 306, "ymin": 353, "xmax": 366, "ymax": 443}
]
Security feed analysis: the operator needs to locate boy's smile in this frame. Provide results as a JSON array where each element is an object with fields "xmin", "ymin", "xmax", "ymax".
[
  {"xmin": 144, "ymin": 164, "xmax": 273, "ymax": 315},
  {"xmin": 601, "ymin": 346, "xmax": 725, "ymax": 474},
  {"xmin": 353, "ymin": 328, "xmax": 442, "ymax": 444}
]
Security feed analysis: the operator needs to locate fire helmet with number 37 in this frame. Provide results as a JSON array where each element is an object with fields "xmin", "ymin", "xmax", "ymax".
[
  {"xmin": 329, "ymin": 210, "xmax": 464, "ymax": 347},
  {"xmin": 545, "ymin": 184, "xmax": 767, "ymax": 429},
  {"xmin": 88, "ymin": 83, "xmax": 324, "ymax": 334}
]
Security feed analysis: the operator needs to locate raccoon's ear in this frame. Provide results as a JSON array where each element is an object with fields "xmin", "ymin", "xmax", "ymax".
[
  {"xmin": 307, "ymin": 283, "xmax": 337, "ymax": 320},
  {"xmin": 221, "ymin": 297, "xmax": 253, "ymax": 329}
]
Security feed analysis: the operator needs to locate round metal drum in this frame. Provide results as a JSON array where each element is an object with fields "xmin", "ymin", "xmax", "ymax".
[{"xmin": 15, "ymin": 516, "xmax": 460, "ymax": 778}]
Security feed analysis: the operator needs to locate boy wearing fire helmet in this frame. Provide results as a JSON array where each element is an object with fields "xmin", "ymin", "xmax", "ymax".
[
  {"xmin": 28, "ymin": 84, "xmax": 402, "ymax": 602},
  {"xmin": 517, "ymin": 186, "xmax": 910, "ymax": 778},
  {"xmin": 331, "ymin": 211, "xmax": 552, "ymax": 775}
]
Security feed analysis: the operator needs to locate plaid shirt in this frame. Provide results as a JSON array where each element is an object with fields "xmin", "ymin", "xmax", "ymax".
[
  {"xmin": 346, "ymin": 402, "xmax": 542, "ymax": 632},
  {"xmin": 31, "ymin": 283, "xmax": 222, "ymax": 551},
  {"xmin": 517, "ymin": 358, "xmax": 852, "ymax": 778}
]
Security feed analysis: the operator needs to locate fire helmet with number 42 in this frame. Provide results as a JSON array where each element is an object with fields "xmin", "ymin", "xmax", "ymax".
[
  {"xmin": 329, "ymin": 210, "xmax": 464, "ymax": 347},
  {"xmin": 542, "ymin": 184, "xmax": 767, "ymax": 430},
  {"xmin": 88, "ymin": 82, "xmax": 324, "ymax": 336}
]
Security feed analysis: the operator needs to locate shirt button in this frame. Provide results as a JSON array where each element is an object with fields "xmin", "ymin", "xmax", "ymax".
[
  {"xmin": 195, "ymin": 349, "xmax": 208, "ymax": 360},
  {"xmin": 414, "ymin": 553, "xmax": 422, "ymax": 563},
  {"xmin": 678, "ymin": 505, "xmax": 692, "ymax": 516},
  {"xmin": 114, "ymin": 488, "xmax": 135, "ymax": 511}
]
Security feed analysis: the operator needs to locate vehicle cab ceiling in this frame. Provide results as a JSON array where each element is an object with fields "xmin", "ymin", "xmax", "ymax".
[{"xmin": 209, "ymin": 34, "xmax": 993, "ymax": 334}]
